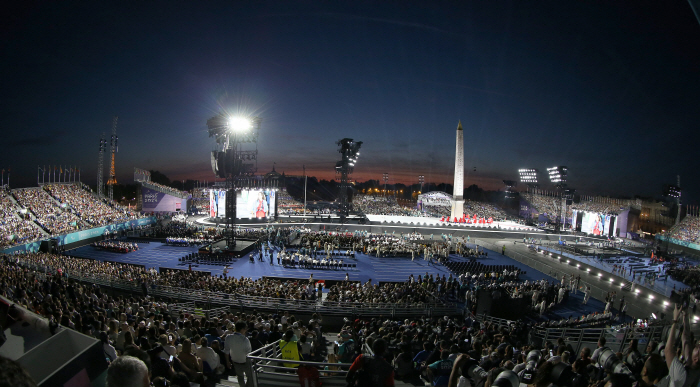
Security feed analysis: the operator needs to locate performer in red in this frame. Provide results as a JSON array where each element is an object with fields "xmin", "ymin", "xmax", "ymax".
[{"xmin": 254, "ymin": 191, "xmax": 268, "ymax": 218}]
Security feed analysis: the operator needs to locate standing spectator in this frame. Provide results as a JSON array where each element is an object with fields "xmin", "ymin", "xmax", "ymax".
[
  {"xmin": 225, "ymin": 322, "xmax": 252, "ymax": 387},
  {"xmin": 346, "ymin": 338, "xmax": 394, "ymax": 387}
]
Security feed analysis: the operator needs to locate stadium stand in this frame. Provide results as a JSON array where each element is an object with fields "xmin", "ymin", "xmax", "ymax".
[
  {"xmin": 277, "ymin": 189, "xmax": 305, "ymax": 215},
  {"xmin": 0, "ymin": 188, "xmax": 46, "ymax": 248},
  {"xmin": 45, "ymin": 183, "xmax": 137, "ymax": 226},
  {"xmin": 13, "ymin": 187, "xmax": 85, "ymax": 235},
  {"xmin": 669, "ymin": 215, "xmax": 700, "ymax": 244}
]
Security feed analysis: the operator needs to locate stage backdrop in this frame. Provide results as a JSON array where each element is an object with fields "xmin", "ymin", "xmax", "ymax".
[{"xmin": 142, "ymin": 187, "xmax": 184, "ymax": 212}]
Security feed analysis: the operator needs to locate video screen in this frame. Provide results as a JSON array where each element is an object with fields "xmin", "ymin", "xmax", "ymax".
[
  {"xmin": 209, "ymin": 190, "xmax": 227, "ymax": 218},
  {"xmin": 209, "ymin": 189, "xmax": 276, "ymax": 219},
  {"xmin": 237, "ymin": 189, "xmax": 276, "ymax": 219},
  {"xmin": 580, "ymin": 212, "xmax": 614, "ymax": 236}
]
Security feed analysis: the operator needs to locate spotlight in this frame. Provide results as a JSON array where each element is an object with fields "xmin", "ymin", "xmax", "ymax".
[{"xmin": 228, "ymin": 117, "xmax": 252, "ymax": 132}]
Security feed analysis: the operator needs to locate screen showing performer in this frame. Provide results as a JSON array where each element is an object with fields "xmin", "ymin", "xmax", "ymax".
[{"xmin": 237, "ymin": 189, "xmax": 276, "ymax": 219}]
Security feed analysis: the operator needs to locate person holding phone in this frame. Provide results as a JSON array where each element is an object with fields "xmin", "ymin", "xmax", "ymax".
[{"xmin": 158, "ymin": 334, "xmax": 176, "ymax": 359}]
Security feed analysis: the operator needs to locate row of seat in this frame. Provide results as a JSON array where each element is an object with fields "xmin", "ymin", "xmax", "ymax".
[
  {"xmin": 281, "ymin": 258, "xmax": 358, "ymax": 270},
  {"xmin": 179, "ymin": 253, "xmax": 235, "ymax": 266},
  {"xmin": 444, "ymin": 261, "xmax": 524, "ymax": 276}
]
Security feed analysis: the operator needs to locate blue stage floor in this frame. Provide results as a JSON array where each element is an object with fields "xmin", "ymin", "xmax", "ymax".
[
  {"xmin": 67, "ymin": 241, "xmax": 564, "ymax": 284},
  {"xmin": 65, "ymin": 241, "xmax": 615, "ymax": 320}
]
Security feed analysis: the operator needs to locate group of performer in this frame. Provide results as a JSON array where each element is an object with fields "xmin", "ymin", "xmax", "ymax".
[
  {"xmin": 165, "ymin": 237, "xmax": 204, "ymax": 247},
  {"xmin": 278, "ymin": 250, "xmax": 345, "ymax": 270},
  {"xmin": 93, "ymin": 239, "xmax": 139, "ymax": 253}
]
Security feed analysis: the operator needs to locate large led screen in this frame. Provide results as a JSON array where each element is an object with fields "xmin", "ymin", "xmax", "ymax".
[
  {"xmin": 209, "ymin": 190, "xmax": 227, "ymax": 218},
  {"xmin": 580, "ymin": 212, "xmax": 615, "ymax": 236},
  {"xmin": 208, "ymin": 189, "xmax": 276, "ymax": 219},
  {"xmin": 237, "ymin": 189, "xmax": 276, "ymax": 219}
]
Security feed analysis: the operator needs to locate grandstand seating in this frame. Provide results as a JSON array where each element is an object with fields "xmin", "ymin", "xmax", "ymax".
[{"xmin": 669, "ymin": 215, "xmax": 699, "ymax": 243}]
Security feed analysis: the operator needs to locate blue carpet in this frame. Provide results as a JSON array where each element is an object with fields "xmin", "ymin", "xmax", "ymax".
[{"xmin": 65, "ymin": 241, "xmax": 616, "ymax": 319}]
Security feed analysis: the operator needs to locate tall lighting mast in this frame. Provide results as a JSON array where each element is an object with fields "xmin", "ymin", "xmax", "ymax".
[
  {"xmin": 207, "ymin": 113, "xmax": 261, "ymax": 248},
  {"xmin": 335, "ymin": 138, "xmax": 362, "ymax": 223}
]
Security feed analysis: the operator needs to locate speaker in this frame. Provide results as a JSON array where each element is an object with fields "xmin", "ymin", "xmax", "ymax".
[
  {"xmin": 210, "ymin": 151, "xmax": 219, "ymax": 176},
  {"xmin": 225, "ymin": 189, "xmax": 236, "ymax": 219}
]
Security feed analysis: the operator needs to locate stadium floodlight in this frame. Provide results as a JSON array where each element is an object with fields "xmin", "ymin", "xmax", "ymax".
[
  {"xmin": 518, "ymin": 168, "xmax": 539, "ymax": 184},
  {"xmin": 228, "ymin": 117, "xmax": 252, "ymax": 132},
  {"xmin": 664, "ymin": 184, "xmax": 681, "ymax": 199},
  {"xmin": 547, "ymin": 166, "xmax": 568, "ymax": 184}
]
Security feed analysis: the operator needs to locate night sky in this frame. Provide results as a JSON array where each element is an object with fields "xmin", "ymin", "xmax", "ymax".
[{"xmin": 1, "ymin": 1, "xmax": 699, "ymax": 204}]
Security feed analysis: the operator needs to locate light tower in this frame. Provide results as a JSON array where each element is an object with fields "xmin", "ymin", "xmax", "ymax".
[
  {"xmin": 97, "ymin": 133, "xmax": 107, "ymax": 197},
  {"xmin": 450, "ymin": 121, "xmax": 464, "ymax": 220},
  {"xmin": 382, "ymin": 173, "xmax": 389, "ymax": 196},
  {"xmin": 105, "ymin": 116, "xmax": 119, "ymax": 201},
  {"xmin": 335, "ymin": 138, "xmax": 362, "ymax": 222},
  {"xmin": 547, "ymin": 166, "xmax": 568, "ymax": 233},
  {"xmin": 418, "ymin": 175, "xmax": 424, "ymax": 194},
  {"xmin": 208, "ymin": 113, "xmax": 261, "ymax": 248}
]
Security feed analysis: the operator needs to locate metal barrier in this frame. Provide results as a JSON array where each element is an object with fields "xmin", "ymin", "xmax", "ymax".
[
  {"xmin": 14, "ymin": 259, "xmax": 464, "ymax": 318},
  {"xmin": 529, "ymin": 324, "xmax": 666, "ymax": 356},
  {"xmin": 247, "ymin": 339, "xmax": 351, "ymax": 387},
  {"xmin": 473, "ymin": 238, "xmax": 666, "ymax": 323},
  {"xmin": 473, "ymin": 310, "xmax": 667, "ymax": 357}
]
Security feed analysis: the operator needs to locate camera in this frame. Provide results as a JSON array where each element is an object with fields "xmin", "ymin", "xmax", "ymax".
[
  {"xmin": 460, "ymin": 358, "xmax": 488, "ymax": 386},
  {"xmin": 670, "ymin": 291, "xmax": 689, "ymax": 309},
  {"xmin": 597, "ymin": 348, "xmax": 632, "ymax": 375},
  {"xmin": 550, "ymin": 362, "xmax": 588, "ymax": 387},
  {"xmin": 519, "ymin": 350, "xmax": 542, "ymax": 384},
  {"xmin": 493, "ymin": 370, "xmax": 520, "ymax": 387}
]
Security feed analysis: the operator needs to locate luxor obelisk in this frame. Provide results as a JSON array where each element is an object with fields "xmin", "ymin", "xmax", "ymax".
[{"xmin": 450, "ymin": 121, "xmax": 464, "ymax": 220}]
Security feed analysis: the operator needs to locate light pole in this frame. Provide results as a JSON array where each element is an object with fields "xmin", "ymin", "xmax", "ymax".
[
  {"xmin": 303, "ymin": 165, "xmax": 307, "ymax": 219},
  {"xmin": 383, "ymin": 173, "xmax": 389, "ymax": 197},
  {"xmin": 418, "ymin": 175, "xmax": 424, "ymax": 195},
  {"xmin": 207, "ymin": 113, "xmax": 261, "ymax": 248}
]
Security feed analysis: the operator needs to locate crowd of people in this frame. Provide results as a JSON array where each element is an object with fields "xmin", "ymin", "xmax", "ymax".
[
  {"xmin": 152, "ymin": 220, "xmax": 219, "ymax": 243},
  {"xmin": 669, "ymin": 216, "xmax": 700, "ymax": 244},
  {"xmin": 188, "ymin": 188, "xmax": 210, "ymax": 215},
  {"xmin": 0, "ymin": 189, "xmax": 45, "ymax": 248},
  {"xmin": 93, "ymin": 239, "xmax": 140, "ymax": 253},
  {"xmin": 6, "ymin": 240, "xmax": 692, "ymax": 387},
  {"xmin": 143, "ymin": 181, "xmax": 187, "ymax": 198},
  {"xmin": 337, "ymin": 301, "xmax": 689, "ymax": 387},
  {"xmin": 45, "ymin": 184, "xmax": 138, "ymax": 226},
  {"xmin": 13, "ymin": 187, "xmax": 84, "ymax": 235},
  {"xmin": 0, "ymin": 254, "xmax": 328, "ymax": 387},
  {"xmin": 523, "ymin": 193, "xmax": 629, "ymax": 223},
  {"xmin": 353, "ymin": 194, "xmax": 423, "ymax": 217},
  {"xmin": 276, "ymin": 190, "xmax": 305, "ymax": 215}
]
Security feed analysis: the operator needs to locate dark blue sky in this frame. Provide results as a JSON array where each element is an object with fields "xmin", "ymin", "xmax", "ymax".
[{"xmin": 1, "ymin": 1, "xmax": 699, "ymax": 204}]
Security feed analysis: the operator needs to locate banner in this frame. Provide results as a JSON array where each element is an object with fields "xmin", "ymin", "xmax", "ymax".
[
  {"xmin": 1, "ymin": 217, "xmax": 157, "ymax": 254},
  {"xmin": 142, "ymin": 187, "xmax": 182, "ymax": 212}
]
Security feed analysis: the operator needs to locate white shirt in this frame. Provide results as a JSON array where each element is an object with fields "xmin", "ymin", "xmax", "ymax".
[
  {"xmin": 197, "ymin": 346, "xmax": 220, "ymax": 370},
  {"xmin": 224, "ymin": 332, "xmax": 252, "ymax": 364}
]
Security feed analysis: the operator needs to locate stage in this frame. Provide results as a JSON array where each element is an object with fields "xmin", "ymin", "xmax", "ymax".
[{"xmin": 199, "ymin": 239, "xmax": 256, "ymax": 258}]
